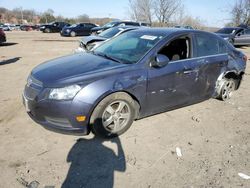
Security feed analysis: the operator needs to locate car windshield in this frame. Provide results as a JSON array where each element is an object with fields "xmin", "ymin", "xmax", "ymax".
[
  {"xmin": 216, "ymin": 28, "xmax": 236, "ymax": 34},
  {"xmin": 103, "ymin": 22, "xmax": 118, "ymax": 28},
  {"xmin": 98, "ymin": 27, "xmax": 124, "ymax": 38},
  {"xmin": 69, "ymin": 24, "xmax": 78, "ymax": 28},
  {"xmin": 93, "ymin": 32, "xmax": 163, "ymax": 64}
]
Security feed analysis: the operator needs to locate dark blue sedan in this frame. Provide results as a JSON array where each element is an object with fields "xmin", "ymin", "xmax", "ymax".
[{"xmin": 23, "ymin": 28, "xmax": 247, "ymax": 138}]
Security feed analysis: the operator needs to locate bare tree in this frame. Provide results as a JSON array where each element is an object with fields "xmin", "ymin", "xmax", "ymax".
[
  {"xmin": 128, "ymin": 0, "xmax": 153, "ymax": 23},
  {"xmin": 77, "ymin": 14, "xmax": 90, "ymax": 23},
  {"xmin": 153, "ymin": 0, "xmax": 183, "ymax": 25},
  {"xmin": 230, "ymin": 0, "xmax": 250, "ymax": 26},
  {"xmin": 128, "ymin": 0, "xmax": 140, "ymax": 21}
]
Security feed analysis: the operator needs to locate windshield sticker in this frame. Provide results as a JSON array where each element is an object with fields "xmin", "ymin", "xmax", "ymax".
[{"xmin": 140, "ymin": 35, "xmax": 158, "ymax": 40}]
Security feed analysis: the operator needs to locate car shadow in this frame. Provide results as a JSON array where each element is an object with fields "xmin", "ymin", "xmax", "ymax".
[
  {"xmin": 235, "ymin": 45, "xmax": 249, "ymax": 49},
  {"xmin": 62, "ymin": 135, "xmax": 126, "ymax": 188},
  {"xmin": 0, "ymin": 57, "xmax": 21, "ymax": 65},
  {"xmin": 0, "ymin": 42, "xmax": 18, "ymax": 47}
]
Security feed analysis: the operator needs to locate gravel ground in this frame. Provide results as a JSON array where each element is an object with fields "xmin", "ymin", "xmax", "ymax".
[{"xmin": 0, "ymin": 31, "xmax": 249, "ymax": 188}]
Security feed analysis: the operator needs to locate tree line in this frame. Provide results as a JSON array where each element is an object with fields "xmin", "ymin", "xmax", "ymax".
[
  {"xmin": 0, "ymin": 0, "xmax": 249, "ymax": 27},
  {"xmin": 0, "ymin": 7, "xmax": 113, "ymax": 26},
  {"xmin": 128, "ymin": 0, "xmax": 250, "ymax": 28}
]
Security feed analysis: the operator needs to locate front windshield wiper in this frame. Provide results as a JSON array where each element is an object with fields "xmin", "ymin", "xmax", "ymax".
[{"xmin": 91, "ymin": 51, "xmax": 123, "ymax": 64}]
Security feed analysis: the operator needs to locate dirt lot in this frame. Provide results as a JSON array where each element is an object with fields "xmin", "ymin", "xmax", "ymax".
[{"xmin": 0, "ymin": 31, "xmax": 249, "ymax": 188}]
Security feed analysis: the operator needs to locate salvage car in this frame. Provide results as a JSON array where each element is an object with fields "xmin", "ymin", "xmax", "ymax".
[
  {"xmin": 0, "ymin": 28, "xmax": 6, "ymax": 43},
  {"xmin": 75, "ymin": 26, "xmax": 138, "ymax": 52},
  {"xmin": 23, "ymin": 28, "xmax": 247, "ymax": 138},
  {"xmin": 91, "ymin": 21, "xmax": 140, "ymax": 34},
  {"xmin": 61, "ymin": 23, "xmax": 97, "ymax": 37},
  {"xmin": 40, "ymin": 22, "xmax": 70, "ymax": 33}
]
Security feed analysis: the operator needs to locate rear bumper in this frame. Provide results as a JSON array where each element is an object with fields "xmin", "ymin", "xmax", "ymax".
[{"xmin": 22, "ymin": 93, "xmax": 91, "ymax": 135}]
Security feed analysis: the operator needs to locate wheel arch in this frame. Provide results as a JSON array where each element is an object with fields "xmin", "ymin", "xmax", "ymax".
[
  {"xmin": 89, "ymin": 90, "xmax": 141, "ymax": 122},
  {"xmin": 224, "ymin": 71, "xmax": 244, "ymax": 90},
  {"xmin": 215, "ymin": 70, "xmax": 244, "ymax": 97}
]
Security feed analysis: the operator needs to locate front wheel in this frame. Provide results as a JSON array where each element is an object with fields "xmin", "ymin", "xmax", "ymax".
[
  {"xmin": 44, "ymin": 28, "xmax": 51, "ymax": 33},
  {"xmin": 70, "ymin": 31, "xmax": 76, "ymax": 37},
  {"xmin": 218, "ymin": 78, "xmax": 236, "ymax": 101},
  {"xmin": 90, "ymin": 92, "xmax": 136, "ymax": 138}
]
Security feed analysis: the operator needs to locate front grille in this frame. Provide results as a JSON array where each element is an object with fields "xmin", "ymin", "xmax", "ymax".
[
  {"xmin": 24, "ymin": 75, "xmax": 43, "ymax": 100},
  {"xmin": 24, "ymin": 85, "xmax": 40, "ymax": 100},
  {"xmin": 28, "ymin": 75, "xmax": 43, "ymax": 87}
]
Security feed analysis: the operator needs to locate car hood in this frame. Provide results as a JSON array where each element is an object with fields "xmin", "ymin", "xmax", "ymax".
[
  {"xmin": 80, "ymin": 35, "xmax": 107, "ymax": 45},
  {"xmin": 31, "ymin": 53, "xmax": 127, "ymax": 87}
]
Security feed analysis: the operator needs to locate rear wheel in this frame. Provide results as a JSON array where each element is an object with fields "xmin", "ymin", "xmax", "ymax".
[
  {"xmin": 90, "ymin": 92, "xmax": 136, "ymax": 138},
  {"xmin": 218, "ymin": 78, "xmax": 236, "ymax": 101}
]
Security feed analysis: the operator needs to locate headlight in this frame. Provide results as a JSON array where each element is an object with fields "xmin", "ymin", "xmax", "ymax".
[
  {"xmin": 223, "ymin": 37, "xmax": 229, "ymax": 40},
  {"xmin": 40, "ymin": 26, "xmax": 45, "ymax": 29},
  {"xmin": 66, "ymin": 29, "xmax": 70, "ymax": 33},
  {"xmin": 49, "ymin": 85, "xmax": 81, "ymax": 100}
]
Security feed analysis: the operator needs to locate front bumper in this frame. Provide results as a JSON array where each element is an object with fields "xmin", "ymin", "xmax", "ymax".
[{"xmin": 22, "ymin": 88, "xmax": 91, "ymax": 135}]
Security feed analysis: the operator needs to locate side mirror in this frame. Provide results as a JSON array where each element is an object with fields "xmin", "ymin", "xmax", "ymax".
[{"xmin": 151, "ymin": 54, "xmax": 170, "ymax": 68}]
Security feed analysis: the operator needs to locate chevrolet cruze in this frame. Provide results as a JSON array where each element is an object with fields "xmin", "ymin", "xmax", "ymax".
[{"xmin": 23, "ymin": 28, "xmax": 247, "ymax": 138}]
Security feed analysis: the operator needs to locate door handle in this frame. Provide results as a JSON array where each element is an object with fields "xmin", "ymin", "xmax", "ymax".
[{"xmin": 183, "ymin": 69, "xmax": 195, "ymax": 74}]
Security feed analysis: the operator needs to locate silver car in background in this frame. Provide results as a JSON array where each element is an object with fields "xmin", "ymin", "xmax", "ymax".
[{"xmin": 75, "ymin": 26, "xmax": 139, "ymax": 53}]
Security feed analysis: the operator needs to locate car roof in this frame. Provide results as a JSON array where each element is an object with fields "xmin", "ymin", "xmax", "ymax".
[
  {"xmin": 113, "ymin": 26, "xmax": 139, "ymax": 29},
  {"xmin": 222, "ymin": 27, "xmax": 243, "ymax": 30},
  {"xmin": 128, "ymin": 27, "xmax": 223, "ymax": 40},
  {"xmin": 129, "ymin": 27, "xmax": 194, "ymax": 35}
]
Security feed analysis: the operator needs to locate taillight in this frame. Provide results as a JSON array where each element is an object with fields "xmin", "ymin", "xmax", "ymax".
[{"xmin": 243, "ymin": 55, "xmax": 248, "ymax": 63}]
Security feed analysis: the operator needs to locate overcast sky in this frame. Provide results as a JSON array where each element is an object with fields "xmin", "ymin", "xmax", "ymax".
[{"xmin": 0, "ymin": 0, "xmax": 235, "ymax": 27}]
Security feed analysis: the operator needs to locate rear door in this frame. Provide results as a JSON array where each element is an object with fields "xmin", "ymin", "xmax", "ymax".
[
  {"xmin": 192, "ymin": 33, "xmax": 228, "ymax": 99},
  {"xmin": 234, "ymin": 29, "xmax": 250, "ymax": 45}
]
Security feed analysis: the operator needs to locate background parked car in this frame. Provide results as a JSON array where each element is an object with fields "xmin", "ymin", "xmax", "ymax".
[
  {"xmin": 91, "ymin": 21, "xmax": 140, "ymax": 34},
  {"xmin": 0, "ymin": 25, "xmax": 11, "ymax": 31},
  {"xmin": 233, "ymin": 27, "xmax": 250, "ymax": 46},
  {"xmin": 76, "ymin": 26, "xmax": 139, "ymax": 52},
  {"xmin": 20, "ymin": 25, "xmax": 33, "ymax": 31},
  {"xmin": 40, "ymin": 22, "xmax": 70, "ymax": 33},
  {"xmin": 61, "ymin": 23, "xmax": 97, "ymax": 37},
  {"xmin": 215, "ymin": 27, "xmax": 243, "ymax": 43},
  {"xmin": 0, "ymin": 28, "xmax": 6, "ymax": 44},
  {"xmin": 175, "ymin": 25, "xmax": 194, "ymax": 29}
]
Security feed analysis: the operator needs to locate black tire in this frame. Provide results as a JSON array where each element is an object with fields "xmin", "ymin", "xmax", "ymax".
[
  {"xmin": 90, "ymin": 92, "xmax": 136, "ymax": 138},
  {"xmin": 218, "ymin": 78, "xmax": 236, "ymax": 101},
  {"xmin": 44, "ymin": 28, "xmax": 51, "ymax": 33}
]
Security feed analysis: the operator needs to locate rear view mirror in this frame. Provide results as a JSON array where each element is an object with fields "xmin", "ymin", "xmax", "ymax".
[{"xmin": 151, "ymin": 54, "xmax": 170, "ymax": 68}]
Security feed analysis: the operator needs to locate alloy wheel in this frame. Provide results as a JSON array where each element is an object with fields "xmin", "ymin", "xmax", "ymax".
[{"xmin": 102, "ymin": 100, "xmax": 131, "ymax": 133}]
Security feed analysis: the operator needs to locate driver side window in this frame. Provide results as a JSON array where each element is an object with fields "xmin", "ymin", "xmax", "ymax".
[{"xmin": 158, "ymin": 36, "xmax": 191, "ymax": 62}]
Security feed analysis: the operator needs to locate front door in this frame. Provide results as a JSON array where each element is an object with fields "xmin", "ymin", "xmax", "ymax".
[{"xmin": 146, "ymin": 35, "xmax": 200, "ymax": 113}]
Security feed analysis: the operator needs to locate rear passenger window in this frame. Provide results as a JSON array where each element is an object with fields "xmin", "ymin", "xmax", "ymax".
[
  {"xmin": 196, "ymin": 34, "xmax": 219, "ymax": 57},
  {"xmin": 218, "ymin": 40, "xmax": 228, "ymax": 54}
]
